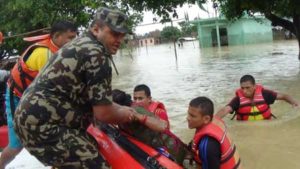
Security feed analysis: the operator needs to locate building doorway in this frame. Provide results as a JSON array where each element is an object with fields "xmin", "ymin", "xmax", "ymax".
[{"xmin": 211, "ymin": 28, "xmax": 228, "ymax": 47}]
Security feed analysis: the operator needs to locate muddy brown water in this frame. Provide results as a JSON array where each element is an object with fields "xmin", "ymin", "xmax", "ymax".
[{"xmin": 113, "ymin": 40, "xmax": 300, "ymax": 169}]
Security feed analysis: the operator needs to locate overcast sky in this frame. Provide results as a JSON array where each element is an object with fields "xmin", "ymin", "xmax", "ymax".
[{"xmin": 135, "ymin": 2, "xmax": 216, "ymax": 35}]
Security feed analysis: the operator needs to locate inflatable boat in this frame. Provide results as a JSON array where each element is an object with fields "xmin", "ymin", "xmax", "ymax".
[
  {"xmin": 87, "ymin": 124, "xmax": 183, "ymax": 169},
  {"xmin": 0, "ymin": 125, "xmax": 183, "ymax": 169}
]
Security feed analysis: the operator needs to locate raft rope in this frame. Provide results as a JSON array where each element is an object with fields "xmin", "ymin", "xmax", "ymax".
[
  {"xmin": 0, "ymin": 27, "xmax": 50, "ymax": 44},
  {"xmin": 100, "ymin": 124, "xmax": 167, "ymax": 169}
]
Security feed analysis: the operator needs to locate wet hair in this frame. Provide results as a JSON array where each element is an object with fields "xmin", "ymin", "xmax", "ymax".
[
  {"xmin": 50, "ymin": 20, "xmax": 77, "ymax": 37},
  {"xmin": 189, "ymin": 97, "xmax": 214, "ymax": 119},
  {"xmin": 240, "ymin": 75, "xmax": 255, "ymax": 85},
  {"xmin": 112, "ymin": 89, "xmax": 132, "ymax": 106},
  {"xmin": 134, "ymin": 84, "xmax": 151, "ymax": 97}
]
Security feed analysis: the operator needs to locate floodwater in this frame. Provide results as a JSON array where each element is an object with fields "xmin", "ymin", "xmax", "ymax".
[
  {"xmin": 113, "ymin": 40, "xmax": 300, "ymax": 169},
  {"xmin": 3, "ymin": 40, "xmax": 299, "ymax": 169}
]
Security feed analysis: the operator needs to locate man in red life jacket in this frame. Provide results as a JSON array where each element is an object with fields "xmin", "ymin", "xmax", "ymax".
[
  {"xmin": 187, "ymin": 96, "xmax": 241, "ymax": 169},
  {"xmin": 0, "ymin": 21, "xmax": 77, "ymax": 169},
  {"xmin": 132, "ymin": 84, "xmax": 190, "ymax": 164},
  {"xmin": 216, "ymin": 75, "xmax": 299, "ymax": 121},
  {"xmin": 133, "ymin": 84, "xmax": 169, "ymax": 127},
  {"xmin": 113, "ymin": 88, "xmax": 190, "ymax": 164}
]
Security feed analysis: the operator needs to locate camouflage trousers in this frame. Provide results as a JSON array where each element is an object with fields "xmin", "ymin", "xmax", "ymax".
[{"xmin": 14, "ymin": 123, "xmax": 105, "ymax": 169}]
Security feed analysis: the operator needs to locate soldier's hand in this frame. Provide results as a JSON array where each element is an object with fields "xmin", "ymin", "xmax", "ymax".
[{"xmin": 117, "ymin": 106, "xmax": 137, "ymax": 123}]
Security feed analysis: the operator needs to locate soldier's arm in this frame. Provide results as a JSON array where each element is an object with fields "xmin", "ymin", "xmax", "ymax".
[
  {"xmin": 133, "ymin": 113, "xmax": 168, "ymax": 132},
  {"xmin": 93, "ymin": 103, "xmax": 135, "ymax": 124}
]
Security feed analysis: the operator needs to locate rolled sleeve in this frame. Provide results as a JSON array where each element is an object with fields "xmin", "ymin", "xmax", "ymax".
[
  {"xmin": 227, "ymin": 96, "xmax": 240, "ymax": 113},
  {"xmin": 262, "ymin": 89, "xmax": 277, "ymax": 105}
]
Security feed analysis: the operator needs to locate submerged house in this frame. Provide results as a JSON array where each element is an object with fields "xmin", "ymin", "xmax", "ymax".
[
  {"xmin": 139, "ymin": 37, "xmax": 160, "ymax": 47},
  {"xmin": 193, "ymin": 16, "xmax": 273, "ymax": 48}
]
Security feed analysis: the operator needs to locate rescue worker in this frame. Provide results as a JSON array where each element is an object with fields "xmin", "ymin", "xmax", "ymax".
[
  {"xmin": 187, "ymin": 96, "xmax": 241, "ymax": 169},
  {"xmin": 113, "ymin": 89, "xmax": 190, "ymax": 165},
  {"xmin": 216, "ymin": 75, "xmax": 299, "ymax": 121},
  {"xmin": 13, "ymin": 7, "xmax": 137, "ymax": 169},
  {"xmin": 133, "ymin": 84, "xmax": 170, "ymax": 126},
  {"xmin": 121, "ymin": 85, "xmax": 190, "ymax": 164},
  {"xmin": 0, "ymin": 20, "xmax": 77, "ymax": 169}
]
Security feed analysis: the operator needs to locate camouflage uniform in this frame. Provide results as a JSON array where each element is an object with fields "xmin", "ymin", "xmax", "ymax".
[
  {"xmin": 13, "ymin": 7, "xmax": 129, "ymax": 169},
  {"xmin": 120, "ymin": 107, "xmax": 190, "ymax": 165}
]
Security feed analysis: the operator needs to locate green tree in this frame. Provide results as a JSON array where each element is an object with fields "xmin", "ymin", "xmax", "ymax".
[
  {"xmin": 178, "ymin": 21, "xmax": 197, "ymax": 37},
  {"xmin": 7, "ymin": 0, "xmax": 299, "ymax": 59},
  {"xmin": 0, "ymin": 0, "xmax": 143, "ymax": 59},
  {"xmin": 216, "ymin": 0, "xmax": 300, "ymax": 59},
  {"xmin": 1, "ymin": 0, "xmax": 209, "ymax": 60},
  {"xmin": 0, "ymin": 0, "xmax": 91, "ymax": 59},
  {"xmin": 160, "ymin": 26, "xmax": 181, "ymax": 42}
]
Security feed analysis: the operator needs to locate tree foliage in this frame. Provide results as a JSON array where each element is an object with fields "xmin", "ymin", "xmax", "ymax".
[
  {"xmin": 0, "ymin": 0, "xmax": 91, "ymax": 59},
  {"xmin": 0, "ymin": 0, "xmax": 144, "ymax": 59},
  {"xmin": 217, "ymin": 0, "xmax": 300, "ymax": 31},
  {"xmin": 3, "ymin": 0, "xmax": 300, "ymax": 59},
  {"xmin": 160, "ymin": 26, "xmax": 181, "ymax": 42},
  {"xmin": 1, "ymin": 0, "xmax": 206, "ymax": 60},
  {"xmin": 178, "ymin": 21, "xmax": 197, "ymax": 37},
  {"xmin": 217, "ymin": 0, "xmax": 300, "ymax": 19},
  {"xmin": 2, "ymin": 0, "xmax": 210, "ymax": 60},
  {"xmin": 216, "ymin": 0, "xmax": 300, "ymax": 58}
]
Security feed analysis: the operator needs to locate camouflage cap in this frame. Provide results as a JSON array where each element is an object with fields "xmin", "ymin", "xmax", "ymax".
[{"xmin": 94, "ymin": 7, "xmax": 131, "ymax": 34}]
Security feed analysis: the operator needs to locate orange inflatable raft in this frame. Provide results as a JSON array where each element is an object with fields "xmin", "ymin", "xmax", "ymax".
[{"xmin": 0, "ymin": 125, "xmax": 183, "ymax": 169}]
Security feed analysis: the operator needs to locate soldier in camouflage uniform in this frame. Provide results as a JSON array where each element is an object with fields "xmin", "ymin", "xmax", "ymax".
[{"xmin": 13, "ymin": 7, "xmax": 134, "ymax": 169}]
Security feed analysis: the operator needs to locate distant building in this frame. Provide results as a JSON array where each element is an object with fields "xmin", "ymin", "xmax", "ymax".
[
  {"xmin": 192, "ymin": 16, "xmax": 273, "ymax": 48},
  {"xmin": 139, "ymin": 37, "xmax": 160, "ymax": 47}
]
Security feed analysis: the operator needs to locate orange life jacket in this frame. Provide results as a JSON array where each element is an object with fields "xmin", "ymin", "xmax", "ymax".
[
  {"xmin": 192, "ymin": 117, "xmax": 241, "ymax": 169},
  {"xmin": 147, "ymin": 101, "xmax": 170, "ymax": 125},
  {"xmin": 235, "ymin": 84, "xmax": 271, "ymax": 120},
  {"xmin": 148, "ymin": 101, "xmax": 166, "ymax": 113},
  {"xmin": 7, "ymin": 36, "xmax": 58, "ymax": 97}
]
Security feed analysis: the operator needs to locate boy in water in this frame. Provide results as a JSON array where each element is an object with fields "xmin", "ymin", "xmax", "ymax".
[{"xmin": 187, "ymin": 97, "xmax": 241, "ymax": 169}]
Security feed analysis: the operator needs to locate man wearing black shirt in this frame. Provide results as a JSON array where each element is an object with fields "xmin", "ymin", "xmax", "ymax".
[{"xmin": 216, "ymin": 75, "xmax": 299, "ymax": 121}]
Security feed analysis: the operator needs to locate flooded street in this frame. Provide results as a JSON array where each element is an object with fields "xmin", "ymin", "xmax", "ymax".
[{"xmin": 113, "ymin": 40, "xmax": 300, "ymax": 169}]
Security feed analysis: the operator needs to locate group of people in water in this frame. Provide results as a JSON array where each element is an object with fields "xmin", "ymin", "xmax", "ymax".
[
  {"xmin": 0, "ymin": 6, "xmax": 299, "ymax": 169},
  {"xmin": 111, "ymin": 72, "xmax": 299, "ymax": 169}
]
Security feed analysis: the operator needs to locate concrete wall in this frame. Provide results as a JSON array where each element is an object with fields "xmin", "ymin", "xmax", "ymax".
[
  {"xmin": 227, "ymin": 20, "xmax": 245, "ymax": 45},
  {"xmin": 240, "ymin": 18, "xmax": 273, "ymax": 44},
  {"xmin": 197, "ymin": 19, "xmax": 228, "ymax": 48},
  {"xmin": 196, "ymin": 17, "xmax": 273, "ymax": 48},
  {"xmin": 198, "ymin": 23, "xmax": 213, "ymax": 48}
]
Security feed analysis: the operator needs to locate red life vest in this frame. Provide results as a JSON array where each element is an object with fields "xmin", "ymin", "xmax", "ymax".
[
  {"xmin": 148, "ymin": 101, "xmax": 166, "ymax": 113},
  {"xmin": 147, "ymin": 101, "xmax": 170, "ymax": 125},
  {"xmin": 192, "ymin": 117, "xmax": 241, "ymax": 169},
  {"xmin": 7, "ymin": 36, "xmax": 58, "ymax": 97},
  {"xmin": 235, "ymin": 84, "xmax": 271, "ymax": 120}
]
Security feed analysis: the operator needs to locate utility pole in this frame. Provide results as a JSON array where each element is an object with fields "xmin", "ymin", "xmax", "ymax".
[
  {"xmin": 171, "ymin": 20, "xmax": 178, "ymax": 63},
  {"xmin": 213, "ymin": 2, "xmax": 221, "ymax": 48}
]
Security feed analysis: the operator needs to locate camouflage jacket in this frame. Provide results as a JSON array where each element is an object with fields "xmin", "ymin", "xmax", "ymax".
[{"xmin": 15, "ymin": 31, "xmax": 113, "ymax": 129}]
